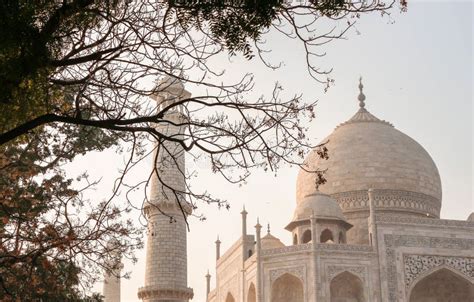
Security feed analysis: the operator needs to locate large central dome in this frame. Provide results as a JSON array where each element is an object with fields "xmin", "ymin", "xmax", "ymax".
[{"xmin": 296, "ymin": 80, "xmax": 442, "ymax": 243}]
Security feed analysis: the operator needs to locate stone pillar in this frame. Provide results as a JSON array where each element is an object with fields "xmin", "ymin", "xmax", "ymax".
[
  {"xmin": 368, "ymin": 189, "xmax": 383, "ymax": 301},
  {"xmin": 309, "ymin": 214, "xmax": 319, "ymax": 302},
  {"xmin": 310, "ymin": 213, "xmax": 318, "ymax": 244},
  {"xmin": 137, "ymin": 77, "xmax": 193, "ymax": 302},
  {"xmin": 215, "ymin": 236, "xmax": 221, "ymax": 260},
  {"xmin": 205, "ymin": 271, "xmax": 211, "ymax": 301},
  {"xmin": 368, "ymin": 189, "xmax": 377, "ymax": 248},
  {"xmin": 255, "ymin": 219, "xmax": 263, "ymax": 302}
]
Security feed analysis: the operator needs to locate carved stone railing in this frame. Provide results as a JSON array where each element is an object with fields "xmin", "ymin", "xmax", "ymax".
[
  {"xmin": 261, "ymin": 242, "xmax": 373, "ymax": 256},
  {"xmin": 315, "ymin": 243, "xmax": 374, "ymax": 253},
  {"xmin": 376, "ymin": 214, "xmax": 474, "ymax": 228},
  {"xmin": 261, "ymin": 243, "xmax": 312, "ymax": 256}
]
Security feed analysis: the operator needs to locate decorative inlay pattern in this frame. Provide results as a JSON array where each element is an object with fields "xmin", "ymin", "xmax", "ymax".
[
  {"xmin": 260, "ymin": 243, "xmax": 373, "ymax": 256},
  {"xmin": 315, "ymin": 243, "xmax": 374, "ymax": 253},
  {"xmin": 377, "ymin": 214, "xmax": 474, "ymax": 228},
  {"xmin": 404, "ymin": 254, "xmax": 474, "ymax": 288},
  {"xmin": 327, "ymin": 265, "xmax": 367, "ymax": 282},
  {"xmin": 269, "ymin": 266, "xmax": 305, "ymax": 283},
  {"xmin": 261, "ymin": 243, "xmax": 312, "ymax": 256},
  {"xmin": 332, "ymin": 190, "xmax": 440, "ymax": 217},
  {"xmin": 384, "ymin": 234, "xmax": 474, "ymax": 302}
]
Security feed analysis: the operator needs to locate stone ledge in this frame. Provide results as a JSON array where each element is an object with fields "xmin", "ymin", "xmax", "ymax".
[
  {"xmin": 376, "ymin": 214, "xmax": 474, "ymax": 228},
  {"xmin": 137, "ymin": 286, "xmax": 194, "ymax": 300}
]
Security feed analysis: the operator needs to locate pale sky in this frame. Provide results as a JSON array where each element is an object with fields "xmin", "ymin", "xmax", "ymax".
[{"xmin": 67, "ymin": 1, "xmax": 473, "ymax": 301}]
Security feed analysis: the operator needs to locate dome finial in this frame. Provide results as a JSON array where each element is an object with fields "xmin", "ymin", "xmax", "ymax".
[
  {"xmin": 358, "ymin": 76, "xmax": 366, "ymax": 108},
  {"xmin": 267, "ymin": 223, "xmax": 271, "ymax": 234}
]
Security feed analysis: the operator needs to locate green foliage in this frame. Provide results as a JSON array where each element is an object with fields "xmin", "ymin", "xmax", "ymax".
[
  {"xmin": 173, "ymin": 0, "xmax": 283, "ymax": 58},
  {"xmin": 0, "ymin": 124, "xmax": 119, "ymax": 300}
]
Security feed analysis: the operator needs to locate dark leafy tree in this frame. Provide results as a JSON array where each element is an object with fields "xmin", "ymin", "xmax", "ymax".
[{"xmin": 0, "ymin": 0, "xmax": 405, "ymax": 299}]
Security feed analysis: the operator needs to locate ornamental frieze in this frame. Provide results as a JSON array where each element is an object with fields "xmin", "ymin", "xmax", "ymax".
[
  {"xmin": 376, "ymin": 214, "xmax": 474, "ymax": 228},
  {"xmin": 331, "ymin": 189, "xmax": 440, "ymax": 217},
  {"xmin": 261, "ymin": 243, "xmax": 312, "ymax": 256}
]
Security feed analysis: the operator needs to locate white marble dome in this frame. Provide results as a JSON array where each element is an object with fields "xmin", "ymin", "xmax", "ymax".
[
  {"xmin": 297, "ymin": 82, "xmax": 442, "ymax": 218},
  {"xmin": 468, "ymin": 213, "xmax": 474, "ymax": 221}
]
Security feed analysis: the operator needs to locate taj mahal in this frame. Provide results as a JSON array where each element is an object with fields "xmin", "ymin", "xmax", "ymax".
[{"xmin": 103, "ymin": 77, "xmax": 474, "ymax": 302}]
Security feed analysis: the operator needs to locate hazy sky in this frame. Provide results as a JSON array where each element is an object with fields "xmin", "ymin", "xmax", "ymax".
[{"xmin": 71, "ymin": 1, "xmax": 473, "ymax": 301}]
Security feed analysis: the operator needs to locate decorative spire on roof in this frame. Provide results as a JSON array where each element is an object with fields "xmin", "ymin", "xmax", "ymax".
[
  {"xmin": 335, "ymin": 77, "xmax": 393, "ymax": 129},
  {"xmin": 358, "ymin": 76, "xmax": 366, "ymax": 109},
  {"xmin": 255, "ymin": 217, "xmax": 262, "ymax": 229},
  {"xmin": 267, "ymin": 223, "xmax": 271, "ymax": 234}
]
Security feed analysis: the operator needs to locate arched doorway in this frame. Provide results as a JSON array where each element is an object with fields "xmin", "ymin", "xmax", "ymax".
[
  {"xmin": 247, "ymin": 283, "xmax": 256, "ymax": 302},
  {"xmin": 271, "ymin": 273, "xmax": 304, "ymax": 302},
  {"xmin": 330, "ymin": 271, "xmax": 364, "ymax": 302},
  {"xmin": 302, "ymin": 230, "xmax": 312, "ymax": 243},
  {"xmin": 320, "ymin": 229, "xmax": 334, "ymax": 243},
  {"xmin": 225, "ymin": 292, "xmax": 235, "ymax": 302},
  {"xmin": 409, "ymin": 268, "xmax": 474, "ymax": 302}
]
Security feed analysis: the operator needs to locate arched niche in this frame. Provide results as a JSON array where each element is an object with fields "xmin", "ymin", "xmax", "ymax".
[
  {"xmin": 302, "ymin": 229, "xmax": 312, "ymax": 243},
  {"xmin": 271, "ymin": 273, "xmax": 304, "ymax": 302},
  {"xmin": 320, "ymin": 228, "xmax": 334, "ymax": 243},
  {"xmin": 293, "ymin": 234, "xmax": 298, "ymax": 245},
  {"xmin": 330, "ymin": 271, "xmax": 365, "ymax": 302},
  {"xmin": 409, "ymin": 267, "xmax": 474, "ymax": 302},
  {"xmin": 247, "ymin": 283, "xmax": 256, "ymax": 302},
  {"xmin": 225, "ymin": 292, "xmax": 236, "ymax": 302}
]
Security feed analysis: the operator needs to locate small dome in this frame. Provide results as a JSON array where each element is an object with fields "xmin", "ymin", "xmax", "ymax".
[
  {"xmin": 468, "ymin": 213, "xmax": 474, "ymax": 221},
  {"xmin": 261, "ymin": 233, "xmax": 285, "ymax": 250},
  {"xmin": 293, "ymin": 192, "xmax": 346, "ymax": 222}
]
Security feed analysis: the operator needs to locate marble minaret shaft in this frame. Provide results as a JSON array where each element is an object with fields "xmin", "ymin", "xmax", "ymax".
[
  {"xmin": 137, "ymin": 77, "xmax": 194, "ymax": 302},
  {"xmin": 103, "ymin": 242, "xmax": 122, "ymax": 302}
]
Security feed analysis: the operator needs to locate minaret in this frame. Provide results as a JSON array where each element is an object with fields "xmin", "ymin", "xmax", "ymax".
[
  {"xmin": 103, "ymin": 240, "xmax": 122, "ymax": 302},
  {"xmin": 205, "ymin": 271, "xmax": 211, "ymax": 301},
  {"xmin": 137, "ymin": 76, "xmax": 194, "ymax": 302},
  {"xmin": 215, "ymin": 236, "xmax": 221, "ymax": 260}
]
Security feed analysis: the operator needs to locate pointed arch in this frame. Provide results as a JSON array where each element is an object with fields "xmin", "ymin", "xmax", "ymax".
[
  {"xmin": 225, "ymin": 292, "xmax": 235, "ymax": 302},
  {"xmin": 330, "ymin": 271, "xmax": 365, "ymax": 302},
  {"xmin": 293, "ymin": 233, "xmax": 298, "ymax": 245},
  {"xmin": 302, "ymin": 229, "xmax": 312, "ymax": 243},
  {"xmin": 408, "ymin": 267, "xmax": 474, "ymax": 302},
  {"xmin": 247, "ymin": 282, "xmax": 256, "ymax": 302},
  {"xmin": 271, "ymin": 273, "xmax": 304, "ymax": 302},
  {"xmin": 320, "ymin": 228, "xmax": 334, "ymax": 243}
]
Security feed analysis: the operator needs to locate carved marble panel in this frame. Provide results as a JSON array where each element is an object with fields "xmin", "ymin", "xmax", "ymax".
[
  {"xmin": 404, "ymin": 254, "xmax": 474, "ymax": 288},
  {"xmin": 383, "ymin": 234, "xmax": 474, "ymax": 302},
  {"xmin": 269, "ymin": 266, "xmax": 305, "ymax": 283},
  {"xmin": 327, "ymin": 265, "xmax": 367, "ymax": 282}
]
